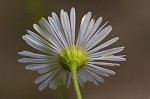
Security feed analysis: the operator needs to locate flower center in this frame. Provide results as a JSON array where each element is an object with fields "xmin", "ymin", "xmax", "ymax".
[{"xmin": 58, "ymin": 46, "xmax": 88, "ymax": 70}]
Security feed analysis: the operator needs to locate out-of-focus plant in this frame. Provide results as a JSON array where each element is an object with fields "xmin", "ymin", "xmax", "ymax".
[{"xmin": 26, "ymin": 0, "xmax": 44, "ymax": 22}]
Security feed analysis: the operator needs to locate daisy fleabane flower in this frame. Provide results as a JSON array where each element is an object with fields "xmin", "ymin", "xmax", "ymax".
[{"xmin": 18, "ymin": 7, "xmax": 126, "ymax": 99}]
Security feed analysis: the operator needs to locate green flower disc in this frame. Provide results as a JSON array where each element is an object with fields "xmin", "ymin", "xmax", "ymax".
[{"xmin": 59, "ymin": 46, "xmax": 88, "ymax": 70}]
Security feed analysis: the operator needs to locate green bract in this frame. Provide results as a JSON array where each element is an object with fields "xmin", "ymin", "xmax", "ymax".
[{"xmin": 59, "ymin": 46, "xmax": 88, "ymax": 70}]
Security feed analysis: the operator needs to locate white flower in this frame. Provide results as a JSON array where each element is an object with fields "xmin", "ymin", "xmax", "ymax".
[{"xmin": 18, "ymin": 7, "xmax": 126, "ymax": 91}]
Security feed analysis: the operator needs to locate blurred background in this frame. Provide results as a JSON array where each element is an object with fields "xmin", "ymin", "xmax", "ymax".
[{"xmin": 0, "ymin": 0, "xmax": 150, "ymax": 99}]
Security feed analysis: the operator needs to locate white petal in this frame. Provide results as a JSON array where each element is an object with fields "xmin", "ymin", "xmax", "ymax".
[
  {"xmin": 22, "ymin": 35, "xmax": 58, "ymax": 54},
  {"xmin": 80, "ymin": 19, "xmax": 95, "ymax": 46},
  {"xmin": 89, "ymin": 46, "xmax": 125, "ymax": 58},
  {"xmin": 18, "ymin": 51, "xmax": 49, "ymax": 58},
  {"xmin": 38, "ymin": 77, "xmax": 51, "ymax": 91},
  {"xmin": 49, "ymin": 71, "xmax": 62, "ymax": 90},
  {"xmin": 47, "ymin": 17, "xmax": 66, "ymax": 48},
  {"xmin": 77, "ymin": 69, "xmax": 88, "ymax": 83},
  {"xmin": 87, "ymin": 64, "xmax": 116, "ymax": 75},
  {"xmin": 82, "ymin": 68, "xmax": 99, "ymax": 85},
  {"xmin": 79, "ymin": 69, "xmax": 93, "ymax": 83},
  {"xmin": 51, "ymin": 12, "xmax": 65, "ymax": 38},
  {"xmin": 84, "ymin": 67, "xmax": 105, "ymax": 82},
  {"xmin": 81, "ymin": 17, "xmax": 102, "ymax": 46},
  {"xmin": 25, "ymin": 64, "xmax": 50, "ymax": 71},
  {"xmin": 77, "ymin": 12, "xmax": 92, "ymax": 46},
  {"xmin": 27, "ymin": 30, "xmax": 61, "ymax": 53},
  {"xmin": 34, "ymin": 72, "xmax": 51, "ymax": 84},
  {"xmin": 85, "ymin": 67, "xmax": 109, "ymax": 77},
  {"xmin": 87, "ymin": 37, "xmax": 119, "ymax": 54},
  {"xmin": 33, "ymin": 23, "xmax": 61, "ymax": 49},
  {"xmin": 38, "ymin": 64, "xmax": 60, "ymax": 74},
  {"xmin": 18, "ymin": 58, "xmax": 49, "ymax": 63},
  {"xmin": 84, "ymin": 25, "xmax": 112, "ymax": 51},
  {"xmin": 77, "ymin": 71, "xmax": 84, "ymax": 87},
  {"xmin": 49, "ymin": 14, "xmax": 68, "ymax": 47},
  {"xmin": 51, "ymin": 13, "xmax": 67, "ymax": 46},
  {"xmin": 70, "ymin": 7, "xmax": 76, "ymax": 45},
  {"xmin": 38, "ymin": 68, "xmax": 51, "ymax": 74},
  {"xmin": 60, "ymin": 9, "xmax": 70, "ymax": 46},
  {"xmin": 94, "ymin": 55, "xmax": 126, "ymax": 61},
  {"xmin": 38, "ymin": 67, "xmax": 61, "ymax": 91},
  {"xmin": 33, "ymin": 24, "xmax": 48, "ymax": 39},
  {"xmin": 88, "ymin": 61, "xmax": 120, "ymax": 66},
  {"xmin": 85, "ymin": 66, "xmax": 109, "ymax": 77},
  {"xmin": 18, "ymin": 58, "xmax": 56, "ymax": 63},
  {"xmin": 64, "ymin": 12, "xmax": 72, "ymax": 45},
  {"xmin": 25, "ymin": 34, "xmax": 60, "ymax": 53},
  {"xmin": 118, "ymin": 55, "xmax": 126, "ymax": 57},
  {"xmin": 76, "ymin": 14, "xmax": 86, "ymax": 45},
  {"xmin": 39, "ymin": 18, "xmax": 64, "ymax": 49},
  {"xmin": 61, "ymin": 69, "xmax": 68, "ymax": 84}
]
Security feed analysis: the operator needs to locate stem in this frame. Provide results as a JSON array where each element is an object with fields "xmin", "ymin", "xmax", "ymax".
[{"xmin": 71, "ymin": 66, "xmax": 82, "ymax": 99}]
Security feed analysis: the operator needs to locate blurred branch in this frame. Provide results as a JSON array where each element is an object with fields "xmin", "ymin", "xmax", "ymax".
[
  {"xmin": 57, "ymin": 85, "xmax": 70, "ymax": 99},
  {"xmin": 26, "ymin": 0, "xmax": 45, "ymax": 22}
]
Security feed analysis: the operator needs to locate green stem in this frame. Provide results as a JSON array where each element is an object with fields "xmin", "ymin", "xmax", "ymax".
[{"xmin": 71, "ymin": 66, "xmax": 82, "ymax": 99}]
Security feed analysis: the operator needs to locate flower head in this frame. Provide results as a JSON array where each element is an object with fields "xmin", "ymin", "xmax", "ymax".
[
  {"xmin": 18, "ymin": 7, "xmax": 125, "ymax": 98},
  {"xmin": 58, "ymin": 46, "xmax": 88, "ymax": 70}
]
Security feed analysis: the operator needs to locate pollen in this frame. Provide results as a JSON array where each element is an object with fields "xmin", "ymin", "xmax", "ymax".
[{"xmin": 58, "ymin": 46, "xmax": 88, "ymax": 70}]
